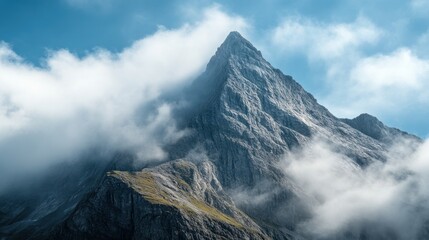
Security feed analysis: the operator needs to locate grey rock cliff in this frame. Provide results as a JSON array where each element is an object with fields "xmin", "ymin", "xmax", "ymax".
[
  {"xmin": 173, "ymin": 32, "xmax": 403, "ymax": 189},
  {"xmin": 169, "ymin": 31, "xmax": 421, "ymax": 234},
  {"xmin": 50, "ymin": 160, "xmax": 271, "ymax": 240}
]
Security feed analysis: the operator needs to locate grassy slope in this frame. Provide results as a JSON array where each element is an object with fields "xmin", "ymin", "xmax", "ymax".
[{"xmin": 108, "ymin": 170, "xmax": 243, "ymax": 228}]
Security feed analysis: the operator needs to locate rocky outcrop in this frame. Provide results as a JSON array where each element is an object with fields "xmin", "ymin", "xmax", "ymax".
[
  {"xmin": 341, "ymin": 113, "xmax": 421, "ymax": 143},
  {"xmin": 49, "ymin": 160, "xmax": 271, "ymax": 240}
]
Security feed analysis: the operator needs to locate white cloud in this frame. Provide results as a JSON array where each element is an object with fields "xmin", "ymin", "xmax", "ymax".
[
  {"xmin": 271, "ymin": 17, "xmax": 381, "ymax": 60},
  {"xmin": 0, "ymin": 6, "xmax": 247, "ymax": 189},
  {"xmin": 281, "ymin": 137, "xmax": 429, "ymax": 239},
  {"xmin": 351, "ymin": 49, "xmax": 428, "ymax": 90},
  {"xmin": 325, "ymin": 48, "xmax": 429, "ymax": 117},
  {"xmin": 269, "ymin": 16, "xmax": 429, "ymax": 121}
]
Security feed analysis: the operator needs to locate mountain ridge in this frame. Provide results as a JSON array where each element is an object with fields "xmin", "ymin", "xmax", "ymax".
[
  {"xmin": 341, "ymin": 113, "xmax": 421, "ymax": 142},
  {"xmin": 0, "ymin": 31, "xmax": 421, "ymax": 240}
]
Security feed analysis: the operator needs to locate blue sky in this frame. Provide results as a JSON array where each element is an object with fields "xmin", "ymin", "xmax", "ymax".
[{"xmin": 0, "ymin": 0, "xmax": 428, "ymax": 137}]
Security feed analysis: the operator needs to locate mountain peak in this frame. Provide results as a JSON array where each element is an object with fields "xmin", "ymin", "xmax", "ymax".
[
  {"xmin": 341, "ymin": 113, "xmax": 385, "ymax": 140},
  {"xmin": 225, "ymin": 31, "xmax": 243, "ymax": 40},
  {"xmin": 212, "ymin": 31, "xmax": 262, "ymax": 61},
  {"xmin": 224, "ymin": 31, "xmax": 248, "ymax": 45},
  {"xmin": 354, "ymin": 113, "xmax": 381, "ymax": 123},
  {"xmin": 342, "ymin": 113, "xmax": 421, "ymax": 143},
  {"xmin": 353, "ymin": 113, "xmax": 385, "ymax": 130}
]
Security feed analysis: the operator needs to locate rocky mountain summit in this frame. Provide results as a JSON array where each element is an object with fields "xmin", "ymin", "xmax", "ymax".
[{"xmin": 0, "ymin": 32, "xmax": 420, "ymax": 239}]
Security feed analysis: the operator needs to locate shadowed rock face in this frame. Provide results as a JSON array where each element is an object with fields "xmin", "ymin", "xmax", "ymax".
[
  {"xmin": 341, "ymin": 113, "xmax": 421, "ymax": 143},
  {"xmin": 343, "ymin": 113, "xmax": 387, "ymax": 140},
  {"xmin": 0, "ymin": 32, "xmax": 421, "ymax": 240},
  {"xmin": 0, "ymin": 154, "xmax": 117, "ymax": 239},
  {"xmin": 50, "ymin": 160, "xmax": 271, "ymax": 240}
]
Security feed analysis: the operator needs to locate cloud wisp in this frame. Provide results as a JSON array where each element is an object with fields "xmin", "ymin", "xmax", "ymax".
[
  {"xmin": 281, "ymin": 137, "xmax": 429, "ymax": 239},
  {"xmin": 0, "ymin": 6, "xmax": 247, "ymax": 190}
]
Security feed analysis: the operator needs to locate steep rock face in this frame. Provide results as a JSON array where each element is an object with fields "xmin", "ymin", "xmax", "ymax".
[
  {"xmin": 173, "ymin": 32, "xmax": 406, "ymax": 189},
  {"xmin": 49, "ymin": 160, "xmax": 271, "ymax": 240},
  {"xmin": 168, "ymin": 32, "xmax": 421, "ymax": 234}
]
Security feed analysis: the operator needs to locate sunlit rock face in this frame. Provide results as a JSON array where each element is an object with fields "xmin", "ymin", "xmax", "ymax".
[{"xmin": 173, "ymin": 31, "xmax": 408, "ymax": 188}]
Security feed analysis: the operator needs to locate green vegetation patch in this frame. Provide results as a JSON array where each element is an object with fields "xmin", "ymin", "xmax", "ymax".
[
  {"xmin": 109, "ymin": 170, "xmax": 172, "ymax": 206},
  {"xmin": 108, "ymin": 170, "xmax": 242, "ymax": 228},
  {"xmin": 189, "ymin": 197, "xmax": 243, "ymax": 228}
]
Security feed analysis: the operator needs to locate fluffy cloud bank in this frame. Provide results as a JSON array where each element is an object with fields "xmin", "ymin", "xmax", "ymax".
[
  {"xmin": 271, "ymin": 16, "xmax": 381, "ymax": 61},
  {"xmin": 270, "ymin": 15, "xmax": 429, "ymax": 125},
  {"xmin": 282, "ymin": 137, "xmax": 429, "ymax": 239},
  {"xmin": 341, "ymin": 49, "xmax": 429, "ymax": 114},
  {"xmin": 0, "ymin": 6, "xmax": 247, "ymax": 189}
]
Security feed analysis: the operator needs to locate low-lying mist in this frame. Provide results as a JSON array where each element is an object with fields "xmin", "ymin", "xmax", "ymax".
[{"xmin": 281, "ymin": 137, "xmax": 429, "ymax": 240}]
